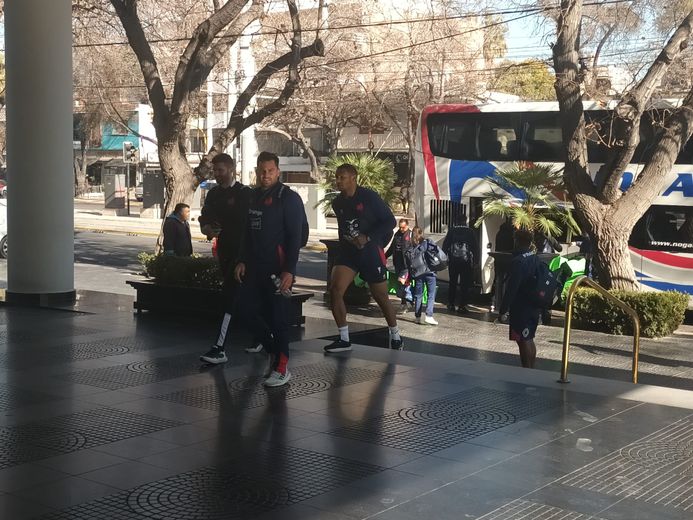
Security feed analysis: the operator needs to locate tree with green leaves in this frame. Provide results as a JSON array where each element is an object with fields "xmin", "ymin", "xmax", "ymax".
[
  {"xmin": 492, "ymin": 60, "xmax": 556, "ymax": 101},
  {"xmin": 319, "ymin": 153, "xmax": 396, "ymax": 213},
  {"xmin": 475, "ymin": 162, "xmax": 580, "ymax": 241}
]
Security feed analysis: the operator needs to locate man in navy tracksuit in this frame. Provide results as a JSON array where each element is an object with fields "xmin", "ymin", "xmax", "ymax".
[
  {"xmin": 499, "ymin": 229, "xmax": 541, "ymax": 368},
  {"xmin": 324, "ymin": 163, "xmax": 403, "ymax": 352},
  {"xmin": 235, "ymin": 152, "xmax": 306, "ymax": 387}
]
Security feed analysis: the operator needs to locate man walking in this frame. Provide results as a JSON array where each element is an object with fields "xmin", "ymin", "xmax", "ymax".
[
  {"xmin": 442, "ymin": 212, "xmax": 477, "ymax": 314},
  {"xmin": 163, "ymin": 203, "xmax": 193, "ymax": 257},
  {"xmin": 235, "ymin": 151, "xmax": 307, "ymax": 387},
  {"xmin": 385, "ymin": 218, "xmax": 413, "ymax": 311},
  {"xmin": 499, "ymin": 229, "xmax": 541, "ymax": 368},
  {"xmin": 324, "ymin": 163, "xmax": 403, "ymax": 352},
  {"xmin": 198, "ymin": 153, "xmax": 252, "ymax": 365}
]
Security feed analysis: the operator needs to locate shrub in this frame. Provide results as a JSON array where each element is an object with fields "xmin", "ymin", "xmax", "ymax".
[
  {"xmin": 138, "ymin": 252, "xmax": 222, "ymax": 289},
  {"xmin": 572, "ymin": 288, "xmax": 688, "ymax": 338},
  {"xmin": 318, "ymin": 153, "xmax": 396, "ymax": 213}
]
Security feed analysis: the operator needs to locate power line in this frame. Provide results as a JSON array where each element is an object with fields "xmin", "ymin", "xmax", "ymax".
[{"xmin": 71, "ymin": 0, "xmax": 633, "ymax": 49}]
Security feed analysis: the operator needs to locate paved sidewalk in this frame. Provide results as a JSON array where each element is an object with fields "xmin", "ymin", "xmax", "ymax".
[
  {"xmin": 0, "ymin": 293, "xmax": 692, "ymax": 519},
  {"xmin": 74, "ymin": 208, "xmax": 337, "ymax": 250}
]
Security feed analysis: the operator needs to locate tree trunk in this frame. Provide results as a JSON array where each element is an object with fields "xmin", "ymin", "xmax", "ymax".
[
  {"xmin": 73, "ymin": 149, "xmax": 89, "ymax": 197},
  {"xmin": 592, "ymin": 220, "xmax": 638, "ymax": 291},
  {"xmin": 156, "ymin": 141, "xmax": 196, "ymax": 252}
]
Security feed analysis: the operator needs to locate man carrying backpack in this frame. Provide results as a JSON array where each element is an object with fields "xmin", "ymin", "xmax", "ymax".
[
  {"xmin": 442, "ymin": 213, "xmax": 477, "ymax": 314},
  {"xmin": 499, "ymin": 229, "xmax": 555, "ymax": 369}
]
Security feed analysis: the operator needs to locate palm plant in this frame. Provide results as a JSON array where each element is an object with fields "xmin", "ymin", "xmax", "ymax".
[
  {"xmin": 475, "ymin": 162, "xmax": 580, "ymax": 239},
  {"xmin": 318, "ymin": 153, "xmax": 397, "ymax": 213}
]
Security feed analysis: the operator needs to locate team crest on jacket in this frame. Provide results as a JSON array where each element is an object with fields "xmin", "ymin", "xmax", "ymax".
[
  {"xmin": 264, "ymin": 197, "xmax": 273, "ymax": 206},
  {"xmin": 356, "ymin": 203, "xmax": 364, "ymax": 212}
]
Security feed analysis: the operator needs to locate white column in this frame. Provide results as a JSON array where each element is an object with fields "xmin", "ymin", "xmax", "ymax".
[
  {"xmin": 239, "ymin": 24, "xmax": 259, "ymax": 185},
  {"xmin": 5, "ymin": 0, "xmax": 74, "ymax": 302}
]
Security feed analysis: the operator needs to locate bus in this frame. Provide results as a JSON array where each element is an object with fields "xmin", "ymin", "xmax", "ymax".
[{"xmin": 414, "ymin": 101, "xmax": 693, "ymax": 300}]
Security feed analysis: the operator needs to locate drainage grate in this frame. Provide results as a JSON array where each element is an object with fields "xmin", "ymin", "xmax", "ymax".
[
  {"xmin": 329, "ymin": 387, "xmax": 557, "ymax": 454},
  {"xmin": 154, "ymin": 361, "xmax": 392, "ymax": 410},
  {"xmin": 38, "ymin": 445, "xmax": 385, "ymax": 519},
  {"xmin": 56, "ymin": 354, "xmax": 204, "ymax": 389},
  {"xmin": 478, "ymin": 500, "xmax": 607, "ymax": 520},
  {"xmin": 0, "ymin": 407, "xmax": 183, "ymax": 469},
  {"xmin": 560, "ymin": 417, "xmax": 693, "ymax": 511},
  {"xmin": 0, "ymin": 383, "xmax": 61, "ymax": 412}
]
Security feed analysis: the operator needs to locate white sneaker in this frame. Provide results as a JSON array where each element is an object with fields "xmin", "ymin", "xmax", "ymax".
[
  {"xmin": 264, "ymin": 370, "xmax": 291, "ymax": 387},
  {"xmin": 415, "ymin": 316, "xmax": 422, "ymax": 324},
  {"xmin": 424, "ymin": 316, "xmax": 438, "ymax": 326},
  {"xmin": 245, "ymin": 342, "xmax": 263, "ymax": 353}
]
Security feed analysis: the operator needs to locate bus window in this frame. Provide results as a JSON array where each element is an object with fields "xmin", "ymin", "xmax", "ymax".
[
  {"xmin": 427, "ymin": 115, "xmax": 477, "ymax": 159},
  {"xmin": 630, "ymin": 206, "xmax": 693, "ymax": 252},
  {"xmin": 476, "ymin": 113, "xmax": 521, "ymax": 161},
  {"xmin": 522, "ymin": 112, "xmax": 565, "ymax": 162}
]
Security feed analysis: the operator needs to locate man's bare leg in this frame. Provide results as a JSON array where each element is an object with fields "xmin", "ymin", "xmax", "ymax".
[
  {"xmin": 369, "ymin": 281, "xmax": 398, "ymax": 327},
  {"xmin": 517, "ymin": 340, "xmax": 537, "ymax": 368},
  {"xmin": 330, "ymin": 265, "xmax": 357, "ymax": 327}
]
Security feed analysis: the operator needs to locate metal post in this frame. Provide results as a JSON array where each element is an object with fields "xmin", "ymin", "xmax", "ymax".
[{"xmin": 126, "ymin": 164, "xmax": 131, "ymax": 216}]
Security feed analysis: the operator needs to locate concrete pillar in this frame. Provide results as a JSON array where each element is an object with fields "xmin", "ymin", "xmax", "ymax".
[{"xmin": 5, "ymin": 0, "xmax": 75, "ymax": 303}]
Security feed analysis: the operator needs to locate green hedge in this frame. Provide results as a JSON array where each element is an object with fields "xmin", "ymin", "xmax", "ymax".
[
  {"xmin": 138, "ymin": 252, "xmax": 222, "ymax": 289},
  {"xmin": 572, "ymin": 288, "xmax": 688, "ymax": 338}
]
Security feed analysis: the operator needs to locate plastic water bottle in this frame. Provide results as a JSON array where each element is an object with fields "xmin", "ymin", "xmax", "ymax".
[{"xmin": 271, "ymin": 274, "xmax": 292, "ymax": 298}]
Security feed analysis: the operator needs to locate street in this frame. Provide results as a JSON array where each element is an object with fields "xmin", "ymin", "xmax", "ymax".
[{"xmin": 0, "ymin": 230, "xmax": 328, "ymax": 295}]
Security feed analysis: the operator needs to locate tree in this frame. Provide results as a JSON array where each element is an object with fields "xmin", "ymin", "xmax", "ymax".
[
  {"xmin": 109, "ymin": 0, "xmax": 324, "ymax": 223},
  {"xmin": 493, "ymin": 60, "xmax": 556, "ymax": 101},
  {"xmin": 475, "ymin": 162, "xmax": 579, "ymax": 239},
  {"xmin": 552, "ymin": 1, "xmax": 693, "ymax": 290}
]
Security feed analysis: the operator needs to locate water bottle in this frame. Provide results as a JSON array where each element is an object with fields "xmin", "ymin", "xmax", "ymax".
[{"xmin": 271, "ymin": 274, "xmax": 292, "ymax": 298}]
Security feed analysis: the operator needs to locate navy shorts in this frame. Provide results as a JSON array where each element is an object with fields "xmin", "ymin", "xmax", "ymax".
[
  {"xmin": 336, "ymin": 243, "xmax": 388, "ymax": 284},
  {"xmin": 509, "ymin": 307, "xmax": 541, "ymax": 342}
]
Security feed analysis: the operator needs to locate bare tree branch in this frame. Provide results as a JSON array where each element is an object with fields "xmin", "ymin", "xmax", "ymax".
[
  {"xmin": 552, "ymin": 0, "xmax": 596, "ymax": 200},
  {"xmin": 170, "ymin": 0, "xmax": 253, "ymax": 115},
  {"xmin": 596, "ymin": 10, "xmax": 693, "ymax": 202},
  {"xmin": 110, "ymin": 0, "xmax": 169, "ymax": 131}
]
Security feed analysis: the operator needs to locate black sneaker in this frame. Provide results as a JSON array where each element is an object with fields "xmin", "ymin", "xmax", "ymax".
[
  {"xmin": 324, "ymin": 339, "xmax": 352, "ymax": 353},
  {"xmin": 200, "ymin": 347, "xmax": 228, "ymax": 365},
  {"xmin": 457, "ymin": 306, "xmax": 470, "ymax": 315},
  {"xmin": 390, "ymin": 338, "xmax": 404, "ymax": 350}
]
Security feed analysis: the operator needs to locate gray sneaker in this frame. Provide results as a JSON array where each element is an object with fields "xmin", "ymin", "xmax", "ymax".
[
  {"xmin": 245, "ymin": 342, "xmax": 263, "ymax": 353},
  {"xmin": 264, "ymin": 370, "xmax": 291, "ymax": 387}
]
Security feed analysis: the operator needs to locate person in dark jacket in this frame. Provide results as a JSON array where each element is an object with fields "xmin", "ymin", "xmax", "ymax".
[
  {"xmin": 162, "ymin": 203, "xmax": 193, "ymax": 257},
  {"xmin": 499, "ymin": 229, "xmax": 541, "ymax": 369},
  {"xmin": 234, "ymin": 151, "xmax": 306, "ymax": 387},
  {"xmin": 442, "ymin": 212, "xmax": 477, "ymax": 314},
  {"xmin": 405, "ymin": 227, "xmax": 439, "ymax": 325},
  {"xmin": 199, "ymin": 153, "xmax": 253, "ymax": 365},
  {"xmin": 385, "ymin": 218, "xmax": 413, "ymax": 310},
  {"xmin": 323, "ymin": 163, "xmax": 403, "ymax": 352},
  {"xmin": 491, "ymin": 220, "xmax": 515, "ymax": 312}
]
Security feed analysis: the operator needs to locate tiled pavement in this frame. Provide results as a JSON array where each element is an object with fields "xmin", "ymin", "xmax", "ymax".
[{"xmin": 0, "ymin": 295, "xmax": 692, "ymax": 519}]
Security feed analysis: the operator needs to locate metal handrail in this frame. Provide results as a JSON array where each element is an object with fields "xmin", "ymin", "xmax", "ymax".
[{"xmin": 559, "ymin": 275, "xmax": 641, "ymax": 384}]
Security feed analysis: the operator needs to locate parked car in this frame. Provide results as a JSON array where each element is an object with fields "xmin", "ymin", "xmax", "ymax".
[
  {"xmin": 0, "ymin": 199, "xmax": 7, "ymax": 258},
  {"xmin": 135, "ymin": 183, "xmax": 143, "ymax": 202}
]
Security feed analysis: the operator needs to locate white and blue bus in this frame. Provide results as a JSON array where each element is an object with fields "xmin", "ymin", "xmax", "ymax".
[{"xmin": 414, "ymin": 102, "xmax": 693, "ymax": 299}]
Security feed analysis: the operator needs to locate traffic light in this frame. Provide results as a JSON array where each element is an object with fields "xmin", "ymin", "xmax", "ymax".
[{"xmin": 122, "ymin": 141, "xmax": 138, "ymax": 164}]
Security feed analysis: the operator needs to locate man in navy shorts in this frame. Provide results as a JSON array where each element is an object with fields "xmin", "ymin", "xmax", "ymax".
[
  {"xmin": 499, "ymin": 229, "xmax": 541, "ymax": 368},
  {"xmin": 324, "ymin": 163, "xmax": 403, "ymax": 352}
]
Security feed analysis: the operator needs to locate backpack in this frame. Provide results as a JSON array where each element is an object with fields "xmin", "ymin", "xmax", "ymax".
[
  {"xmin": 278, "ymin": 185, "xmax": 309, "ymax": 247},
  {"xmin": 424, "ymin": 240, "xmax": 449, "ymax": 272},
  {"xmin": 449, "ymin": 227, "xmax": 474, "ymax": 264},
  {"xmin": 404, "ymin": 244, "xmax": 429, "ymax": 278},
  {"xmin": 524, "ymin": 254, "xmax": 560, "ymax": 308}
]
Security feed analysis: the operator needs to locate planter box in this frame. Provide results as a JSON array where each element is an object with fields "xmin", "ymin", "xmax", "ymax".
[{"xmin": 126, "ymin": 280, "xmax": 313, "ymax": 327}]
